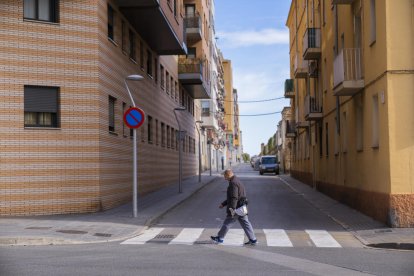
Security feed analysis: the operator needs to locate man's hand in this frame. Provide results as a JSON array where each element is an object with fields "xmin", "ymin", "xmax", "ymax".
[{"xmin": 219, "ymin": 204, "xmax": 224, "ymax": 209}]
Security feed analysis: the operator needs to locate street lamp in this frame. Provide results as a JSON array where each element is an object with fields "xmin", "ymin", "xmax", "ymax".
[
  {"xmin": 125, "ymin": 74, "xmax": 144, "ymax": 218},
  {"xmin": 195, "ymin": 121, "xmax": 203, "ymax": 182},
  {"xmin": 174, "ymin": 106, "xmax": 186, "ymax": 193}
]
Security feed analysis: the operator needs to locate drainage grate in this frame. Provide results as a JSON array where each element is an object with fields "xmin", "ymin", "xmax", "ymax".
[
  {"xmin": 374, "ymin": 229, "xmax": 392, "ymax": 233},
  {"xmin": 154, "ymin": 234, "xmax": 175, "ymax": 239},
  {"xmin": 94, "ymin": 233, "xmax": 112, "ymax": 238},
  {"xmin": 56, "ymin": 230, "xmax": 88, "ymax": 235},
  {"xmin": 25, "ymin": 227, "xmax": 52, "ymax": 230}
]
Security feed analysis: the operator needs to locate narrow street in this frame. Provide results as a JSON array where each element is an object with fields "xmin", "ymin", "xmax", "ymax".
[{"xmin": 1, "ymin": 164, "xmax": 413, "ymax": 276}]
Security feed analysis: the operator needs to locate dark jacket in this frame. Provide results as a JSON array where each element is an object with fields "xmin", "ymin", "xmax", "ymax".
[{"xmin": 221, "ymin": 175, "xmax": 247, "ymax": 216}]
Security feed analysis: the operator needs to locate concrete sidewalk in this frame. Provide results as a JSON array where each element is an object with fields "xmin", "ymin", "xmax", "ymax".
[
  {"xmin": 279, "ymin": 175, "xmax": 414, "ymax": 250},
  {"xmin": 0, "ymin": 171, "xmax": 221, "ymax": 246},
  {"xmin": 1, "ymin": 167, "xmax": 413, "ymax": 250}
]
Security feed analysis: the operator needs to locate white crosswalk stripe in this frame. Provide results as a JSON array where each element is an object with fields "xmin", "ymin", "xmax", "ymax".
[
  {"xmin": 121, "ymin": 228, "xmax": 356, "ymax": 248},
  {"xmin": 169, "ymin": 228, "xmax": 204, "ymax": 245},
  {"xmin": 121, "ymin": 227, "xmax": 164, "ymax": 245},
  {"xmin": 306, "ymin": 230, "xmax": 342, "ymax": 248},
  {"xmin": 263, "ymin": 229, "xmax": 293, "ymax": 247}
]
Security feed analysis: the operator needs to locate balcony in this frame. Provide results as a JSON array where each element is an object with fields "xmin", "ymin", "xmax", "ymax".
[
  {"xmin": 284, "ymin": 79, "xmax": 295, "ymax": 98},
  {"xmin": 304, "ymin": 95, "xmax": 323, "ymax": 121},
  {"xmin": 303, "ymin": 28, "xmax": 321, "ymax": 60},
  {"xmin": 115, "ymin": 0, "xmax": 187, "ymax": 55},
  {"xmin": 296, "ymin": 121, "xmax": 309, "ymax": 129},
  {"xmin": 332, "ymin": 0, "xmax": 356, "ymax": 4},
  {"xmin": 333, "ymin": 48, "xmax": 365, "ymax": 96},
  {"xmin": 285, "ymin": 120, "xmax": 297, "ymax": 138},
  {"xmin": 178, "ymin": 58, "xmax": 210, "ymax": 99},
  {"xmin": 185, "ymin": 13, "xmax": 202, "ymax": 42},
  {"xmin": 294, "ymin": 56, "xmax": 308, "ymax": 78}
]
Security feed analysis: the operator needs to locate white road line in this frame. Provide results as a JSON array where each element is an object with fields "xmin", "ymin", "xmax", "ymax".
[
  {"xmin": 223, "ymin": 229, "xmax": 245, "ymax": 246},
  {"xmin": 121, "ymin": 228, "xmax": 164, "ymax": 245},
  {"xmin": 169, "ymin": 228, "xmax": 204, "ymax": 245},
  {"xmin": 263, "ymin": 229, "xmax": 293, "ymax": 247},
  {"xmin": 306, "ymin": 230, "xmax": 342, "ymax": 248}
]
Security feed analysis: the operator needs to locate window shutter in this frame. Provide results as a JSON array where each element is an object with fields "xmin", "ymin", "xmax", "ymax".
[{"xmin": 24, "ymin": 86, "xmax": 58, "ymax": 113}]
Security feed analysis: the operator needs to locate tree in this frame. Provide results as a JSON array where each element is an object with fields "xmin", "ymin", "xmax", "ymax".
[{"xmin": 241, "ymin": 153, "xmax": 250, "ymax": 162}]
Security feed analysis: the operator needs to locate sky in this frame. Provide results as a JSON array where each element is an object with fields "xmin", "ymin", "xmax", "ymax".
[{"xmin": 214, "ymin": 0, "xmax": 291, "ymax": 156}]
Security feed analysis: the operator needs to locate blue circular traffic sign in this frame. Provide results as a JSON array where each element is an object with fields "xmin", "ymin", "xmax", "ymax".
[{"xmin": 123, "ymin": 107, "xmax": 145, "ymax": 129}]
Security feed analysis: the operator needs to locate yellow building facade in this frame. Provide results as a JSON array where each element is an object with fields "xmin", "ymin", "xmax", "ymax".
[{"xmin": 286, "ymin": 0, "xmax": 413, "ymax": 227}]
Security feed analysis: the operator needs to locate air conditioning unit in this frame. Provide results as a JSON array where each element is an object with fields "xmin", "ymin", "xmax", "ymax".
[{"xmin": 309, "ymin": 60, "xmax": 318, "ymax": 78}]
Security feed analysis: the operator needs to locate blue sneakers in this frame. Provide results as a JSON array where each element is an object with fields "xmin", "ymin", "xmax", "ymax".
[
  {"xmin": 210, "ymin": 236, "xmax": 223, "ymax": 244},
  {"xmin": 244, "ymin": 239, "xmax": 258, "ymax": 245}
]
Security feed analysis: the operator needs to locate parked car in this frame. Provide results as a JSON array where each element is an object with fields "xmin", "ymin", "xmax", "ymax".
[
  {"xmin": 250, "ymin": 156, "xmax": 258, "ymax": 168},
  {"xmin": 259, "ymin": 155, "xmax": 279, "ymax": 175},
  {"xmin": 254, "ymin": 158, "xmax": 261, "ymax": 171}
]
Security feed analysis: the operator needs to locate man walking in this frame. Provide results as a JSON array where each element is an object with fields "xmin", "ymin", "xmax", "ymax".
[{"xmin": 211, "ymin": 169, "xmax": 258, "ymax": 245}]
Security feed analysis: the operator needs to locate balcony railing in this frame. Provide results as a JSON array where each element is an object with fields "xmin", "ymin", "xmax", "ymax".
[
  {"xmin": 178, "ymin": 58, "xmax": 210, "ymax": 99},
  {"xmin": 303, "ymin": 28, "xmax": 321, "ymax": 60},
  {"xmin": 304, "ymin": 95, "xmax": 323, "ymax": 120},
  {"xmin": 294, "ymin": 55, "xmax": 308, "ymax": 78},
  {"xmin": 333, "ymin": 48, "xmax": 365, "ymax": 96},
  {"xmin": 285, "ymin": 120, "xmax": 296, "ymax": 138},
  {"xmin": 184, "ymin": 14, "xmax": 202, "ymax": 42},
  {"xmin": 284, "ymin": 79, "xmax": 295, "ymax": 98},
  {"xmin": 178, "ymin": 58, "xmax": 203, "ymax": 75}
]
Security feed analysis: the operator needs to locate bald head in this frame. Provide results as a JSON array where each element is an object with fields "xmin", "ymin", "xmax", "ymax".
[{"xmin": 224, "ymin": 169, "xmax": 234, "ymax": 180}]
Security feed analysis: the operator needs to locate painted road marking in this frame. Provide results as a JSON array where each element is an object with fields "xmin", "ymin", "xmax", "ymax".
[
  {"xmin": 169, "ymin": 228, "xmax": 204, "ymax": 245},
  {"xmin": 263, "ymin": 229, "xmax": 293, "ymax": 247},
  {"xmin": 121, "ymin": 227, "xmax": 164, "ymax": 245},
  {"xmin": 222, "ymin": 229, "xmax": 245, "ymax": 246},
  {"xmin": 306, "ymin": 230, "xmax": 342, "ymax": 248}
]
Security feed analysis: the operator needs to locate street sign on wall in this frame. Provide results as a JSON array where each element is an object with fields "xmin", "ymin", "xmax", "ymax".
[{"xmin": 123, "ymin": 107, "xmax": 145, "ymax": 129}]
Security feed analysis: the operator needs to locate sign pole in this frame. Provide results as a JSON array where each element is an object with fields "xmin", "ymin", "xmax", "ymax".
[{"xmin": 133, "ymin": 128, "xmax": 138, "ymax": 218}]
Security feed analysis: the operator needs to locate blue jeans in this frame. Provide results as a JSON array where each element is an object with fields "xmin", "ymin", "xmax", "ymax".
[{"xmin": 217, "ymin": 215, "xmax": 256, "ymax": 241}]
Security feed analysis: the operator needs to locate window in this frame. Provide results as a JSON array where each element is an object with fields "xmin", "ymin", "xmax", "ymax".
[
  {"xmin": 122, "ymin": 102, "xmax": 126, "ymax": 136},
  {"xmin": 147, "ymin": 116, "xmax": 153, "ymax": 143},
  {"xmin": 160, "ymin": 65, "xmax": 165, "ymax": 89},
  {"xmin": 175, "ymin": 82, "xmax": 178, "ymax": 102},
  {"xmin": 173, "ymin": 0, "xmax": 177, "ymax": 17},
  {"xmin": 175, "ymin": 130, "xmax": 178, "ymax": 150},
  {"xmin": 180, "ymin": 89, "xmax": 184, "ymax": 106},
  {"xmin": 108, "ymin": 96, "xmax": 116, "ymax": 132},
  {"xmin": 372, "ymin": 94, "xmax": 379, "ymax": 148},
  {"xmin": 167, "ymin": 126, "xmax": 171, "ymax": 148},
  {"xmin": 370, "ymin": 0, "xmax": 376, "ymax": 44},
  {"xmin": 170, "ymin": 76, "xmax": 174, "ymax": 99},
  {"xmin": 147, "ymin": 50, "xmax": 153, "ymax": 76},
  {"xmin": 107, "ymin": 4, "xmax": 115, "ymax": 40},
  {"xmin": 185, "ymin": 4, "xmax": 196, "ymax": 17},
  {"xmin": 140, "ymin": 41, "xmax": 144, "ymax": 69},
  {"xmin": 356, "ymin": 95, "xmax": 363, "ymax": 151},
  {"xmin": 121, "ymin": 21, "xmax": 127, "ymax": 52},
  {"xmin": 318, "ymin": 124, "xmax": 323, "ymax": 157},
  {"xmin": 154, "ymin": 58, "xmax": 158, "ymax": 83},
  {"xmin": 334, "ymin": 117, "xmax": 339, "ymax": 155},
  {"xmin": 201, "ymin": 100, "xmax": 210, "ymax": 117},
  {"xmin": 155, "ymin": 119, "xmax": 159, "ymax": 145},
  {"xmin": 325, "ymin": 123, "xmax": 329, "ymax": 157},
  {"xmin": 24, "ymin": 0, "xmax": 59, "ymax": 23},
  {"xmin": 129, "ymin": 30, "xmax": 136, "ymax": 60},
  {"xmin": 342, "ymin": 112, "xmax": 347, "ymax": 152},
  {"xmin": 24, "ymin": 86, "xmax": 59, "ymax": 128},
  {"xmin": 171, "ymin": 127, "xmax": 175, "ymax": 149},
  {"xmin": 161, "ymin": 122, "xmax": 165, "ymax": 147},
  {"xmin": 187, "ymin": 47, "xmax": 196, "ymax": 59},
  {"xmin": 166, "ymin": 72, "xmax": 170, "ymax": 94}
]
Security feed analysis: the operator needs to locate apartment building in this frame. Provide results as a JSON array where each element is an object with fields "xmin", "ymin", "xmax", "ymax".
[
  {"xmin": 279, "ymin": 107, "xmax": 295, "ymax": 173},
  {"xmin": 286, "ymin": 0, "xmax": 414, "ymax": 227},
  {"xmin": 0, "ymin": 0, "xmax": 203, "ymax": 216}
]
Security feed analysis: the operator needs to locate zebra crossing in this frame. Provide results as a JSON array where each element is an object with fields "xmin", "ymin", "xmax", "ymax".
[{"xmin": 121, "ymin": 227, "xmax": 362, "ymax": 248}]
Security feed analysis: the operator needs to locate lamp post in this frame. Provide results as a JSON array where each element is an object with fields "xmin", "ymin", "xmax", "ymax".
[
  {"xmin": 124, "ymin": 74, "xmax": 144, "ymax": 218},
  {"xmin": 174, "ymin": 106, "xmax": 186, "ymax": 193},
  {"xmin": 195, "ymin": 121, "xmax": 203, "ymax": 182}
]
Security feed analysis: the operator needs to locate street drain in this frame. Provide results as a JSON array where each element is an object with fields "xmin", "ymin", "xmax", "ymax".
[
  {"xmin": 25, "ymin": 227, "xmax": 52, "ymax": 230},
  {"xmin": 56, "ymin": 230, "xmax": 88, "ymax": 235},
  {"xmin": 94, "ymin": 233, "xmax": 112, "ymax": 237},
  {"xmin": 154, "ymin": 235, "xmax": 175, "ymax": 239}
]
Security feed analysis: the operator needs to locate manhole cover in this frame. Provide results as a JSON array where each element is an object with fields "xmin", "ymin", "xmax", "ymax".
[
  {"xmin": 56, "ymin": 230, "xmax": 88, "ymax": 235},
  {"xmin": 94, "ymin": 233, "xmax": 112, "ymax": 237},
  {"xmin": 25, "ymin": 227, "xmax": 52, "ymax": 230},
  {"xmin": 154, "ymin": 234, "xmax": 175, "ymax": 239}
]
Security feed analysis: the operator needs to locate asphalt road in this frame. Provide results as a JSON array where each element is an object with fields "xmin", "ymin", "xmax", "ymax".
[{"xmin": 1, "ymin": 164, "xmax": 413, "ymax": 275}]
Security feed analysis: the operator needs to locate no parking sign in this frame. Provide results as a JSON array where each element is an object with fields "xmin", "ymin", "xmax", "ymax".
[{"xmin": 123, "ymin": 107, "xmax": 145, "ymax": 129}]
